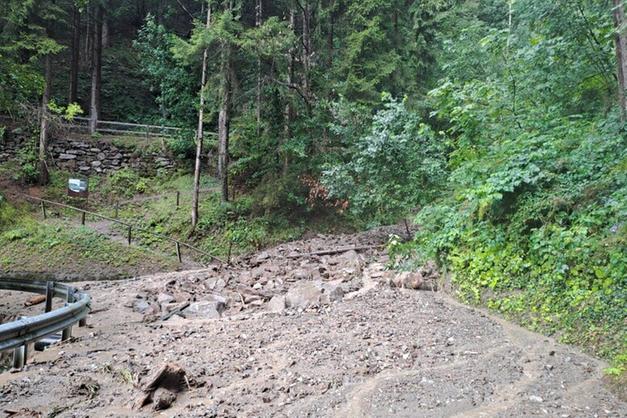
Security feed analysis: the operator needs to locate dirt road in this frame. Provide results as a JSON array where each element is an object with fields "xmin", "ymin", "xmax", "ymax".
[{"xmin": 1, "ymin": 227, "xmax": 625, "ymax": 417}]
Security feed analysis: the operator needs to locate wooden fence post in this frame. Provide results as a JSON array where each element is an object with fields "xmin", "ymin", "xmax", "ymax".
[
  {"xmin": 176, "ymin": 191, "xmax": 180, "ymax": 208},
  {"xmin": 176, "ymin": 242, "xmax": 182, "ymax": 263},
  {"xmin": 127, "ymin": 226, "xmax": 132, "ymax": 245},
  {"xmin": 41, "ymin": 202, "xmax": 47, "ymax": 219},
  {"xmin": 81, "ymin": 211, "xmax": 86, "ymax": 225}
]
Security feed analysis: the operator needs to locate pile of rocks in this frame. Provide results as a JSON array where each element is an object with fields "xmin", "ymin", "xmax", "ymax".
[{"xmin": 129, "ymin": 226, "xmax": 439, "ymax": 322}]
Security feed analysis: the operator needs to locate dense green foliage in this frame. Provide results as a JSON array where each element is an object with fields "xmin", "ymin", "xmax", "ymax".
[{"xmin": 389, "ymin": 0, "xmax": 626, "ymax": 369}]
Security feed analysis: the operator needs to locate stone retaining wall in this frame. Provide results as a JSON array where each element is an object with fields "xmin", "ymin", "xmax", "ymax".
[{"xmin": 0, "ymin": 136, "xmax": 175, "ymax": 175}]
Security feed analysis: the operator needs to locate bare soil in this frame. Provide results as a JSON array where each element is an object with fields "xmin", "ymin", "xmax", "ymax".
[{"xmin": 0, "ymin": 226, "xmax": 625, "ymax": 417}]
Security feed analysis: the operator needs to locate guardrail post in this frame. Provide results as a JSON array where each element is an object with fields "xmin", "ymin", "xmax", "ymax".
[
  {"xmin": 127, "ymin": 226, "xmax": 132, "ymax": 245},
  {"xmin": 62, "ymin": 290, "xmax": 75, "ymax": 341},
  {"xmin": 176, "ymin": 191, "xmax": 180, "ymax": 208},
  {"xmin": 176, "ymin": 242, "xmax": 182, "ymax": 263},
  {"xmin": 81, "ymin": 211, "xmax": 86, "ymax": 225},
  {"xmin": 12, "ymin": 345, "xmax": 27, "ymax": 369},
  {"xmin": 45, "ymin": 281, "xmax": 53, "ymax": 313},
  {"xmin": 41, "ymin": 202, "xmax": 47, "ymax": 219}
]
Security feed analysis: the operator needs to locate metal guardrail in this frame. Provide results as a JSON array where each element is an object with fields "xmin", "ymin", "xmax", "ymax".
[{"xmin": 0, "ymin": 278, "xmax": 91, "ymax": 369}]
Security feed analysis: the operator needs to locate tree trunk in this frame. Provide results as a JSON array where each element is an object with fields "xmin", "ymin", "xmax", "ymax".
[
  {"xmin": 218, "ymin": 43, "xmax": 232, "ymax": 203},
  {"xmin": 302, "ymin": 1, "xmax": 312, "ymax": 104},
  {"xmin": 38, "ymin": 55, "xmax": 52, "ymax": 186},
  {"xmin": 282, "ymin": 8, "xmax": 296, "ymax": 175},
  {"xmin": 89, "ymin": 3, "xmax": 103, "ymax": 134},
  {"xmin": 613, "ymin": 0, "xmax": 627, "ymax": 120},
  {"xmin": 191, "ymin": 4, "xmax": 212, "ymax": 229},
  {"xmin": 255, "ymin": 0, "xmax": 263, "ymax": 132},
  {"xmin": 327, "ymin": 0, "xmax": 334, "ymax": 68},
  {"xmin": 84, "ymin": 5, "xmax": 91, "ymax": 67},
  {"xmin": 69, "ymin": 5, "xmax": 80, "ymax": 104}
]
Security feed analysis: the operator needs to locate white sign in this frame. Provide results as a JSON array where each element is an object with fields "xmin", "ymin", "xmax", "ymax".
[{"xmin": 68, "ymin": 178, "xmax": 88, "ymax": 193}]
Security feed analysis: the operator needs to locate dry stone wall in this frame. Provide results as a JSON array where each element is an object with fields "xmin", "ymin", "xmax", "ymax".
[{"xmin": 0, "ymin": 136, "xmax": 175, "ymax": 175}]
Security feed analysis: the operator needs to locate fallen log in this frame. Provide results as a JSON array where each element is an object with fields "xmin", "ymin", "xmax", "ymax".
[{"xmin": 286, "ymin": 244, "xmax": 384, "ymax": 258}]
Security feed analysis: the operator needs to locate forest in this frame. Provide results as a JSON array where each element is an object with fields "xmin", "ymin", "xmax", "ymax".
[{"xmin": 1, "ymin": 0, "xmax": 626, "ymax": 380}]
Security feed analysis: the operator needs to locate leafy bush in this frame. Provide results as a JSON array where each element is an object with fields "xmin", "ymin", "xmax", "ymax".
[
  {"xmin": 14, "ymin": 141, "xmax": 39, "ymax": 184},
  {"xmin": 101, "ymin": 168, "xmax": 150, "ymax": 199},
  {"xmin": 322, "ymin": 95, "xmax": 447, "ymax": 225}
]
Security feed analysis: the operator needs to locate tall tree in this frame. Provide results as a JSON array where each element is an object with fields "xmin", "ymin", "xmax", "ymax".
[
  {"xmin": 191, "ymin": 2, "xmax": 212, "ymax": 229},
  {"xmin": 89, "ymin": 1, "xmax": 103, "ymax": 134},
  {"xmin": 217, "ymin": 5, "xmax": 233, "ymax": 203},
  {"xmin": 38, "ymin": 54, "xmax": 52, "ymax": 185},
  {"xmin": 255, "ymin": 0, "xmax": 263, "ymax": 130},
  {"xmin": 613, "ymin": 0, "xmax": 627, "ymax": 120},
  {"xmin": 68, "ymin": 4, "xmax": 81, "ymax": 104}
]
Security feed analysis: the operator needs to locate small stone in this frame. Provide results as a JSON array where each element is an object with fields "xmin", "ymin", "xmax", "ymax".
[{"xmin": 529, "ymin": 395, "xmax": 543, "ymax": 403}]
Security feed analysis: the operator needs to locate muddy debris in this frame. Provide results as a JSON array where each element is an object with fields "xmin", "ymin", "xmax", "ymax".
[{"xmin": 2, "ymin": 225, "xmax": 624, "ymax": 417}]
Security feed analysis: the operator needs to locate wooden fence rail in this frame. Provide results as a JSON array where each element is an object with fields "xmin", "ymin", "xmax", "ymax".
[
  {"xmin": 19, "ymin": 193, "xmax": 224, "ymax": 265},
  {"xmin": 68, "ymin": 117, "xmax": 217, "ymax": 139}
]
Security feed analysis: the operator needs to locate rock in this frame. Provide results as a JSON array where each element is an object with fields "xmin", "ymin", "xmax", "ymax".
[
  {"xmin": 143, "ymin": 363, "xmax": 188, "ymax": 394},
  {"xmin": 59, "ymin": 153, "xmax": 76, "ymax": 160},
  {"xmin": 91, "ymin": 160, "xmax": 102, "ymax": 167},
  {"xmin": 157, "ymin": 293, "xmax": 175, "ymax": 305},
  {"xmin": 133, "ymin": 299, "xmax": 153, "ymax": 314},
  {"xmin": 389, "ymin": 269, "xmax": 438, "ymax": 290},
  {"xmin": 183, "ymin": 298, "xmax": 225, "ymax": 319},
  {"xmin": 267, "ymin": 295, "xmax": 286, "ymax": 313},
  {"xmin": 153, "ymin": 388, "xmax": 177, "ymax": 411},
  {"xmin": 285, "ymin": 281, "xmax": 344, "ymax": 309},
  {"xmin": 288, "ymin": 269, "xmax": 312, "ymax": 282},
  {"xmin": 529, "ymin": 395, "xmax": 543, "ymax": 403},
  {"xmin": 320, "ymin": 282, "xmax": 344, "ymax": 304},
  {"xmin": 286, "ymin": 282, "xmax": 322, "ymax": 309},
  {"xmin": 135, "ymin": 363, "xmax": 188, "ymax": 410}
]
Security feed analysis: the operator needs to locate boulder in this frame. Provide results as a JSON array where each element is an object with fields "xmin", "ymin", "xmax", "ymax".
[
  {"xmin": 267, "ymin": 295, "xmax": 286, "ymax": 313},
  {"xmin": 285, "ymin": 281, "xmax": 344, "ymax": 310},
  {"xmin": 183, "ymin": 296, "xmax": 227, "ymax": 319},
  {"xmin": 157, "ymin": 293, "xmax": 175, "ymax": 305}
]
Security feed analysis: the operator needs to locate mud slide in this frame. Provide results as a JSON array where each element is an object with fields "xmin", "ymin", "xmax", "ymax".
[{"xmin": 0, "ymin": 226, "xmax": 624, "ymax": 417}]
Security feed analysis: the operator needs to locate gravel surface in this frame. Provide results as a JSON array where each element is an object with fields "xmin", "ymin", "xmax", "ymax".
[{"xmin": 1, "ymin": 227, "xmax": 625, "ymax": 417}]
